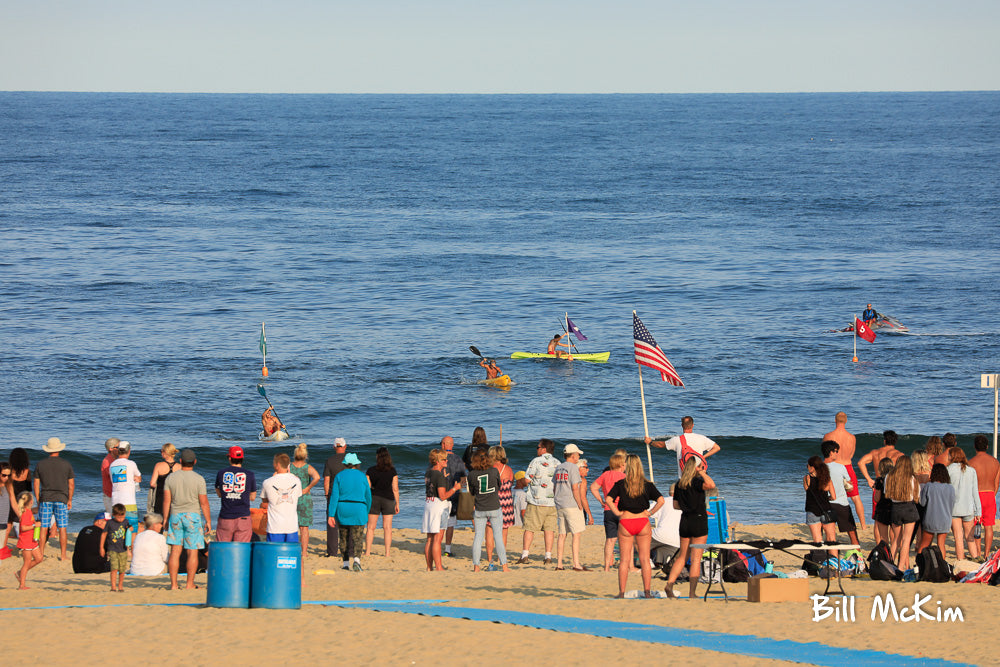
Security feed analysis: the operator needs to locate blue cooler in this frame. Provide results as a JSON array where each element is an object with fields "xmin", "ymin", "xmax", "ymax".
[
  {"xmin": 250, "ymin": 542, "xmax": 301, "ymax": 609},
  {"xmin": 206, "ymin": 541, "xmax": 252, "ymax": 608},
  {"xmin": 707, "ymin": 497, "xmax": 730, "ymax": 544}
]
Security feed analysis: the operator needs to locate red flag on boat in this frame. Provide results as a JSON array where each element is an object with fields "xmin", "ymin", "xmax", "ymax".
[
  {"xmin": 633, "ymin": 312, "xmax": 684, "ymax": 386},
  {"xmin": 855, "ymin": 317, "xmax": 876, "ymax": 343}
]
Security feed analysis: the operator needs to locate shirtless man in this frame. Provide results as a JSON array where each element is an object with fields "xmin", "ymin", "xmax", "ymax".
[
  {"xmin": 822, "ymin": 412, "xmax": 866, "ymax": 532},
  {"xmin": 261, "ymin": 408, "xmax": 283, "ymax": 436},
  {"xmin": 969, "ymin": 434, "xmax": 1000, "ymax": 556},
  {"xmin": 547, "ymin": 333, "xmax": 572, "ymax": 359},
  {"xmin": 858, "ymin": 430, "xmax": 902, "ymax": 488},
  {"xmin": 479, "ymin": 358, "xmax": 501, "ymax": 380},
  {"xmin": 940, "ymin": 433, "xmax": 959, "ymax": 466}
]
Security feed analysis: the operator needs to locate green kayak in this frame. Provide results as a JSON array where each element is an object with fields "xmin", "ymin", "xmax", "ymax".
[{"xmin": 510, "ymin": 351, "xmax": 610, "ymax": 363}]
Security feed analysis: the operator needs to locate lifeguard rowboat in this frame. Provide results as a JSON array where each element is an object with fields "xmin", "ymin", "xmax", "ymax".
[
  {"xmin": 510, "ymin": 351, "xmax": 610, "ymax": 363},
  {"xmin": 478, "ymin": 374, "xmax": 512, "ymax": 388}
]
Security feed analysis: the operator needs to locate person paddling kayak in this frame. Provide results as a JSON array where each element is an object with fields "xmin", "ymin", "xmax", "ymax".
[
  {"xmin": 261, "ymin": 407, "xmax": 284, "ymax": 436},
  {"xmin": 547, "ymin": 333, "xmax": 573, "ymax": 359},
  {"xmin": 479, "ymin": 358, "xmax": 502, "ymax": 380}
]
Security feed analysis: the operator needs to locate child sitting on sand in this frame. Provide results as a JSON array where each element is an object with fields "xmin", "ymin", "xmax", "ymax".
[
  {"xmin": 15, "ymin": 492, "xmax": 43, "ymax": 589},
  {"xmin": 100, "ymin": 503, "xmax": 133, "ymax": 592}
]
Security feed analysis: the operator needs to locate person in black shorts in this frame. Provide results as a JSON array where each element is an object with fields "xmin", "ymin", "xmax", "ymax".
[
  {"xmin": 663, "ymin": 457, "xmax": 716, "ymax": 600},
  {"xmin": 364, "ymin": 447, "xmax": 399, "ymax": 557}
]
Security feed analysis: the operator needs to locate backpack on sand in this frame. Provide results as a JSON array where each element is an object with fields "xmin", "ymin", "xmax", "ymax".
[
  {"xmin": 916, "ymin": 545, "xmax": 952, "ymax": 583},
  {"xmin": 868, "ymin": 541, "xmax": 903, "ymax": 582}
]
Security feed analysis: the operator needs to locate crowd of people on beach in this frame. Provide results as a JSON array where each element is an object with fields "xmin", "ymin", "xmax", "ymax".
[
  {"xmin": 806, "ymin": 413, "xmax": 998, "ymax": 574},
  {"xmin": 2, "ymin": 411, "xmax": 996, "ymax": 595}
]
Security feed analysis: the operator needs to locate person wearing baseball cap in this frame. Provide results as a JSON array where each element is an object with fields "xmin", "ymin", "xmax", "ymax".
[
  {"xmin": 553, "ymin": 444, "xmax": 589, "ymax": 571},
  {"xmin": 214, "ymin": 445, "xmax": 256, "ymax": 542},
  {"xmin": 322, "ymin": 438, "xmax": 349, "ymax": 557},
  {"xmin": 71, "ymin": 511, "xmax": 111, "ymax": 574},
  {"xmin": 163, "ymin": 449, "xmax": 211, "ymax": 590}
]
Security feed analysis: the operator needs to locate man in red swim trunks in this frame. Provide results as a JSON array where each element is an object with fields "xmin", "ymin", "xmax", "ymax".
[
  {"xmin": 823, "ymin": 412, "xmax": 867, "ymax": 534},
  {"xmin": 547, "ymin": 333, "xmax": 572, "ymax": 359},
  {"xmin": 969, "ymin": 434, "xmax": 1000, "ymax": 557}
]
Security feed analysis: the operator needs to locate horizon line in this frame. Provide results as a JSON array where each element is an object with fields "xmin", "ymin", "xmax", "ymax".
[{"xmin": 2, "ymin": 89, "xmax": 999, "ymax": 96}]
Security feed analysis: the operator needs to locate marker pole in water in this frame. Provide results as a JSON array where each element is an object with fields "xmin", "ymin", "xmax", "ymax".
[
  {"xmin": 637, "ymin": 363, "xmax": 654, "ymax": 483},
  {"xmin": 851, "ymin": 315, "xmax": 858, "ymax": 363},
  {"xmin": 260, "ymin": 322, "xmax": 269, "ymax": 377}
]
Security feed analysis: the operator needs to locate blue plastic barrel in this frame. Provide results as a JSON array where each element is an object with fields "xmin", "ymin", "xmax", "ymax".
[
  {"xmin": 206, "ymin": 541, "xmax": 252, "ymax": 608},
  {"xmin": 250, "ymin": 542, "xmax": 301, "ymax": 609}
]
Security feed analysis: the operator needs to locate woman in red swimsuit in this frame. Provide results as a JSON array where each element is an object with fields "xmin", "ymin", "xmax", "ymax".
[{"xmin": 606, "ymin": 455, "xmax": 664, "ymax": 598}]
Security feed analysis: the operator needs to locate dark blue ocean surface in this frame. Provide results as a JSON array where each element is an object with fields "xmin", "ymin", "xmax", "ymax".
[{"xmin": 1, "ymin": 92, "xmax": 998, "ymax": 529}]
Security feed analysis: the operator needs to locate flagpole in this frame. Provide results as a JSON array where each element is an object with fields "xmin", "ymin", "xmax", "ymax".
[
  {"xmin": 261, "ymin": 322, "xmax": 269, "ymax": 377},
  {"xmin": 563, "ymin": 312, "xmax": 579, "ymax": 356},
  {"xmin": 638, "ymin": 361, "xmax": 655, "ymax": 483},
  {"xmin": 852, "ymin": 314, "xmax": 858, "ymax": 363}
]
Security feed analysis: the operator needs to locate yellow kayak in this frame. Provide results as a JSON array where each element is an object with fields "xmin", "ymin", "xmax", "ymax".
[{"xmin": 478, "ymin": 374, "xmax": 512, "ymax": 388}]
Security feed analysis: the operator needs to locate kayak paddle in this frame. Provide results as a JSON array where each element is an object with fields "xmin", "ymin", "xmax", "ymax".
[{"xmin": 469, "ymin": 345, "xmax": 483, "ymax": 358}]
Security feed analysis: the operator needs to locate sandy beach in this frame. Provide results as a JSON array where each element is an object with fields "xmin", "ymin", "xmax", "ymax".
[{"xmin": 1, "ymin": 520, "xmax": 995, "ymax": 665}]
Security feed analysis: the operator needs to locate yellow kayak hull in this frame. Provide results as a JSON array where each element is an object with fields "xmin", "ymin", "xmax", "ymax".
[{"xmin": 478, "ymin": 374, "xmax": 512, "ymax": 388}]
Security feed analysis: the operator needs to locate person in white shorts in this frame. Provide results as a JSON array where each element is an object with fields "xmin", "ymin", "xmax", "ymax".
[
  {"xmin": 422, "ymin": 449, "xmax": 460, "ymax": 571},
  {"xmin": 553, "ymin": 444, "xmax": 588, "ymax": 571}
]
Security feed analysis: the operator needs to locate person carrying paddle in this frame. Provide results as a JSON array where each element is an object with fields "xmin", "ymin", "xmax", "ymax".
[
  {"xmin": 261, "ymin": 407, "xmax": 284, "ymax": 436},
  {"xmin": 547, "ymin": 333, "xmax": 573, "ymax": 359},
  {"xmin": 479, "ymin": 357, "xmax": 502, "ymax": 380}
]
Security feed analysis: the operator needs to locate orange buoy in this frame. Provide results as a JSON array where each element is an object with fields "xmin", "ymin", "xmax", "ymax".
[{"xmin": 262, "ymin": 365, "xmax": 269, "ymax": 377}]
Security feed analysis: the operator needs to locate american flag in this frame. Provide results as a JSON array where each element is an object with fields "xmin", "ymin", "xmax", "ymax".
[{"xmin": 633, "ymin": 312, "xmax": 684, "ymax": 386}]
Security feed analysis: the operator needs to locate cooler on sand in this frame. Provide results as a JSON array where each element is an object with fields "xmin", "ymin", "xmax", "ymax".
[
  {"xmin": 250, "ymin": 542, "xmax": 301, "ymax": 609},
  {"xmin": 206, "ymin": 541, "xmax": 252, "ymax": 608},
  {"xmin": 706, "ymin": 497, "xmax": 730, "ymax": 544}
]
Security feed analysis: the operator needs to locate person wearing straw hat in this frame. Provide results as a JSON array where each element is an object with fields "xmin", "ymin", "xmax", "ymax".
[{"xmin": 33, "ymin": 437, "xmax": 75, "ymax": 560}]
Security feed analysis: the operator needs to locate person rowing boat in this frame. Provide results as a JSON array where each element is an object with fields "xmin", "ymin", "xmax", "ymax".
[
  {"xmin": 261, "ymin": 407, "xmax": 284, "ymax": 437},
  {"xmin": 547, "ymin": 333, "xmax": 573, "ymax": 360},
  {"xmin": 479, "ymin": 357, "xmax": 502, "ymax": 380}
]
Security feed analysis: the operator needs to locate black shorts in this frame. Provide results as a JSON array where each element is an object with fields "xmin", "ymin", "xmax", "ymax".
[
  {"xmin": 890, "ymin": 501, "xmax": 919, "ymax": 526},
  {"xmin": 874, "ymin": 501, "xmax": 893, "ymax": 526},
  {"xmin": 833, "ymin": 504, "xmax": 856, "ymax": 533},
  {"xmin": 602, "ymin": 509, "xmax": 619, "ymax": 539},
  {"xmin": 369, "ymin": 496, "xmax": 397, "ymax": 516},
  {"xmin": 679, "ymin": 513, "xmax": 708, "ymax": 539}
]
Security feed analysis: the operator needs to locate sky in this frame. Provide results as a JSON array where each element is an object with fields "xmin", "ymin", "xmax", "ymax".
[{"xmin": 1, "ymin": 0, "xmax": 998, "ymax": 94}]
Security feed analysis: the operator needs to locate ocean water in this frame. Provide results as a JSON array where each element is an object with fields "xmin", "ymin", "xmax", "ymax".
[{"xmin": 1, "ymin": 91, "xmax": 998, "ymax": 530}]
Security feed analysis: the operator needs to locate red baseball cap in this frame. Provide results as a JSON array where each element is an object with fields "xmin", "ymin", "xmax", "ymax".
[{"xmin": 228, "ymin": 445, "xmax": 244, "ymax": 460}]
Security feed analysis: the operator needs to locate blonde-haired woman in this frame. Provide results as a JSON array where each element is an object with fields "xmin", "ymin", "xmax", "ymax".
[
  {"xmin": 290, "ymin": 443, "xmax": 321, "ymax": 558},
  {"xmin": 606, "ymin": 454, "xmax": 664, "ymax": 598},
  {"xmin": 484, "ymin": 445, "xmax": 514, "ymax": 568},
  {"xmin": 150, "ymin": 443, "xmax": 181, "ymax": 516},
  {"xmin": 662, "ymin": 456, "xmax": 716, "ymax": 600}
]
